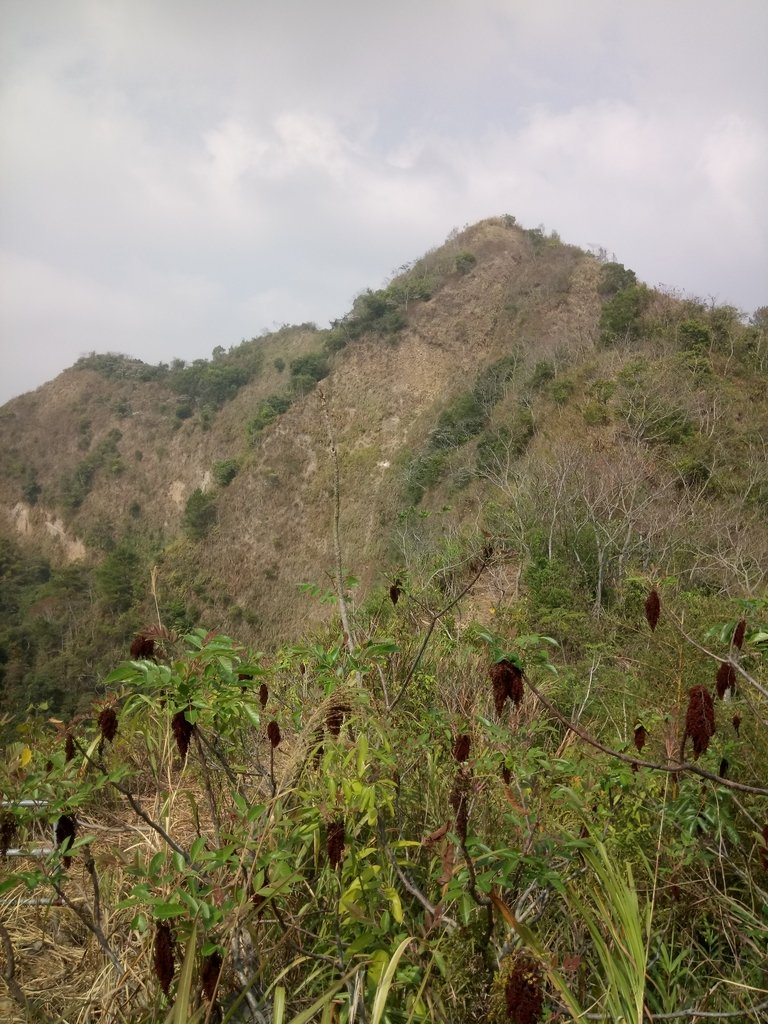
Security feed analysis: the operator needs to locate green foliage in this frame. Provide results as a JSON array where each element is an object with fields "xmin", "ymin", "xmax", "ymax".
[
  {"xmin": 183, "ymin": 489, "xmax": 217, "ymax": 540},
  {"xmin": 454, "ymin": 251, "xmax": 477, "ymax": 275},
  {"xmin": 598, "ymin": 261, "xmax": 637, "ymax": 296},
  {"xmin": 60, "ymin": 428, "xmax": 123, "ymax": 511},
  {"xmin": 273, "ymin": 357, "xmax": 285, "ymax": 373},
  {"xmin": 475, "ymin": 409, "xmax": 535, "ymax": 477},
  {"xmin": 289, "ymin": 352, "xmax": 330, "ymax": 383},
  {"xmin": 678, "ymin": 318, "xmax": 711, "ymax": 352},
  {"xmin": 96, "ymin": 543, "xmax": 141, "ymax": 611},
  {"xmin": 528, "ymin": 360, "xmax": 555, "ymax": 390},
  {"xmin": 212, "ymin": 458, "xmax": 240, "ymax": 488},
  {"xmin": 247, "ymin": 394, "xmax": 293, "ymax": 440},
  {"xmin": 431, "ymin": 393, "xmax": 486, "ymax": 450},
  {"xmin": 600, "ymin": 284, "xmax": 650, "ymax": 343}
]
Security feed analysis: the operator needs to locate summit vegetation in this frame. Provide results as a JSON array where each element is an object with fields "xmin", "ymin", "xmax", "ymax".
[{"xmin": 0, "ymin": 216, "xmax": 767, "ymax": 1022}]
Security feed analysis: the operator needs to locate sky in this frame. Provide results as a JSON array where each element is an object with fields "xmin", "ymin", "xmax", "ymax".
[{"xmin": 1, "ymin": 1, "xmax": 767, "ymax": 404}]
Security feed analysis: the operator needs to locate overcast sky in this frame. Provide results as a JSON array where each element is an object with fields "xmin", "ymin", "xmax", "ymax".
[{"xmin": 1, "ymin": 1, "xmax": 766, "ymax": 404}]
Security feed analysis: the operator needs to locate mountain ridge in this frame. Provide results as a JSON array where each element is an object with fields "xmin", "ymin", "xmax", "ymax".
[{"xmin": 1, "ymin": 215, "xmax": 766, "ymax": 716}]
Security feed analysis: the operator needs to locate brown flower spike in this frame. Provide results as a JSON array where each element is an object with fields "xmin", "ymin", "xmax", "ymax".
[
  {"xmin": 55, "ymin": 814, "xmax": 77, "ymax": 868},
  {"xmin": 153, "ymin": 922, "xmax": 175, "ymax": 995},
  {"xmin": 490, "ymin": 660, "xmax": 524, "ymax": 716},
  {"xmin": 645, "ymin": 589, "xmax": 661, "ymax": 631},
  {"xmin": 258, "ymin": 683, "xmax": 269, "ymax": 709},
  {"xmin": 633, "ymin": 724, "xmax": 648, "ymax": 753},
  {"xmin": 732, "ymin": 713, "xmax": 742, "ymax": 737},
  {"xmin": 504, "ymin": 952, "xmax": 544, "ymax": 1024},
  {"xmin": 172, "ymin": 710, "xmax": 194, "ymax": 759},
  {"xmin": 450, "ymin": 769, "xmax": 470, "ymax": 843},
  {"xmin": 716, "ymin": 662, "xmax": 736, "ymax": 699},
  {"xmin": 732, "ymin": 619, "xmax": 746, "ymax": 650},
  {"xmin": 327, "ymin": 819, "xmax": 346, "ymax": 869},
  {"xmin": 201, "ymin": 950, "xmax": 223, "ymax": 1002},
  {"xmin": 130, "ymin": 632, "xmax": 156, "ymax": 660},
  {"xmin": 453, "ymin": 734, "xmax": 471, "ymax": 763},
  {"xmin": 683, "ymin": 686, "xmax": 716, "ymax": 758},
  {"xmin": 267, "ymin": 720, "xmax": 281, "ymax": 748},
  {"xmin": 98, "ymin": 707, "xmax": 118, "ymax": 745}
]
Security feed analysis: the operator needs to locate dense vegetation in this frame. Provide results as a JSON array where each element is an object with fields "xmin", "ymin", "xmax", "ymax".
[
  {"xmin": 1, "ymin": 217, "xmax": 767, "ymax": 1021},
  {"xmin": 1, "ymin": 562, "xmax": 766, "ymax": 1022}
]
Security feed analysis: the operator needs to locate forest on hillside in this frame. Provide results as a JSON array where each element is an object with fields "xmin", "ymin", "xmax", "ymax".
[{"xmin": 1, "ymin": 221, "xmax": 767, "ymax": 1022}]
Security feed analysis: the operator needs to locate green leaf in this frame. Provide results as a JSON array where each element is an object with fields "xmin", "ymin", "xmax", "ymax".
[
  {"xmin": 153, "ymin": 902, "xmax": 186, "ymax": 920},
  {"xmin": 371, "ymin": 937, "xmax": 415, "ymax": 1024},
  {"xmin": 165, "ymin": 920, "xmax": 198, "ymax": 1024}
]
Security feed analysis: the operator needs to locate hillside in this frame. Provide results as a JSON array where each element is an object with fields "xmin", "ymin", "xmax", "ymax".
[
  {"xmin": 1, "ymin": 216, "xmax": 766, "ymax": 718},
  {"xmin": 1, "ymin": 217, "xmax": 768, "ymax": 1024}
]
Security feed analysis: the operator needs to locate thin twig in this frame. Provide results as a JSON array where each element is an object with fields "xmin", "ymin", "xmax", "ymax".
[
  {"xmin": 524, "ymin": 676, "xmax": 768, "ymax": 797},
  {"xmin": 0, "ymin": 921, "xmax": 48, "ymax": 1021},
  {"xmin": 318, "ymin": 387, "xmax": 356, "ymax": 652},
  {"xmin": 49, "ymin": 876, "xmax": 124, "ymax": 976},
  {"xmin": 389, "ymin": 558, "xmax": 488, "ymax": 712},
  {"xmin": 74, "ymin": 739, "xmax": 191, "ymax": 862}
]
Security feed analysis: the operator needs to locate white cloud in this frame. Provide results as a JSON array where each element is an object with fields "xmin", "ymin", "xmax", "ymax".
[{"xmin": 1, "ymin": 1, "xmax": 766, "ymax": 402}]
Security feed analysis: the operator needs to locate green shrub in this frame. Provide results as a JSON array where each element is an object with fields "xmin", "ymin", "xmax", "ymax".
[
  {"xmin": 289, "ymin": 353, "xmax": 330, "ymax": 382},
  {"xmin": 96, "ymin": 544, "xmax": 141, "ymax": 611},
  {"xmin": 213, "ymin": 458, "xmax": 240, "ymax": 488},
  {"xmin": 273, "ymin": 357, "xmax": 285, "ymax": 373},
  {"xmin": 582, "ymin": 401, "xmax": 611, "ymax": 426},
  {"xmin": 550, "ymin": 377, "xmax": 575, "ymax": 405},
  {"xmin": 598, "ymin": 262, "xmax": 637, "ymax": 296},
  {"xmin": 455, "ymin": 252, "xmax": 477, "ymax": 275},
  {"xmin": 247, "ymin": 394, "xmax": 293, "ymax": 440},
  {"xmin": 529, "ymin": 361, "xmax": 555, "ymax": 390},
  {"xmin": 183, "ymin": 489, "xmax": 217, "ymax": 540},
  {"xmin": 600, "ymin": 284, "xmax": 650, "ymax": 343},
  {"xmin": 430, "ymin": 393, "xmax": 486, "ymax": 450}
]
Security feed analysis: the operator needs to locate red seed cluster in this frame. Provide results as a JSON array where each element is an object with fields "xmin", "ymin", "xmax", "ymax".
[
  {"xmin": 258, "ymin": 683, "xmax": 269, "ymax": 709},
  {"xmin": 732, "ymin": 713, "xmax": 742, "ymax": 737},
  {"xmin": 153, "ymin": 922, "xmax": 175, "ymax": 995},
  {"xmin": 98, "ymin": 707, "xmax": 118, "ymax": 744},
  {"xmin": 450, "ymin": 770, "xmax": 470, "ymax": 843},
  {"xmin": 55, "ymin": 814, "xmax": 77, "ymax": 868},
  {"xmin": 716, "ymin": 662, "xmax": 736, "ymax": 699},
  {"xmin": 645, "ymin": 589, "xmax": 661, "ymax": 631},
  {"xmin": 490, "ymin": 660, "xmax": 524, "ymax": 716},
  {"xmin": 267, "ymin": 721, "xmax": 281, "ymax": 748},
  {"xmin": 453, "ymin": 734, "xmax": 471, "ymax": 763},
  {"xmin": 732, "ymin": 619, "xmax": 746, "ymax": 650},
  {"xmin": 130, "ymin": 632, "xmax": 156, "ymax": 660},
  {"xmin": 684, "ymin": 686, "xmax": 716, "ymax": 758},
  {"xmin": 500, "ymin": 763, "xmax": 511, "ymax": 784},
  {"xmin": 504, "ymin": 952, "xmax": 544, "ymax": 1024},
  {"xmin": 761, "ymin": 825, "xmax": 768, "ymax": 873},
  {"xmin": 327, "ymin": 819, "xmax": 346, "ymax": 869},
  {"xmin": 65, "ymin": 733, "xmax": 75, "ymax": 762},
  {"xmin": 326, "ymin": 702, "xmax": 350, "ymax": 737},
  {"xmin": 200, "ymin": 950, "xmax": 223, "ymax": 1002},
  {"xmin": 0, "ymin": 812, "xmax": 17, "ymax": 857},
  {"xmin": 172, "ymin": 710, "xmax": 194, "ymax": 759},
  {"xmin": 389, "ymin": 580, "xmax": 401, "ymax": 605},
  {"xmin": 633, "ymin": 725, "xmax": 648, "ymax": 753}
]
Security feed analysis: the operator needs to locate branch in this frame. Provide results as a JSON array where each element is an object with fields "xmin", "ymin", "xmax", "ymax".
[
  {"xmin": 667, "ymin": 612, "xmax": 768, "ymax": 702},
  {"xmin": 377, "ymin": 820, "xmax": 457, "ymax": 930},
  {"xmin": 318, "ymin": 387, "xmax": 356, "ymax": 652},
  {"xmin": 74, "ymin": 740, "xmax": 191, "ymax": 863},
  {"xmin": 389, "ymin": 557, "xmax": 488, "ymax": 712},
  {"xmin": 0, "ymin": 921, "xmax": 48, "ymax": 1021},
  {"xmin": 523, "ymin": 676, "xmax": 768, "ymax": 797}
]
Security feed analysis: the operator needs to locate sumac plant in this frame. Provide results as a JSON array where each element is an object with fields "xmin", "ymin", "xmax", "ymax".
[{"xmin": 0, "ymin": 589, "xmax": 765, "ymax": 1023}]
